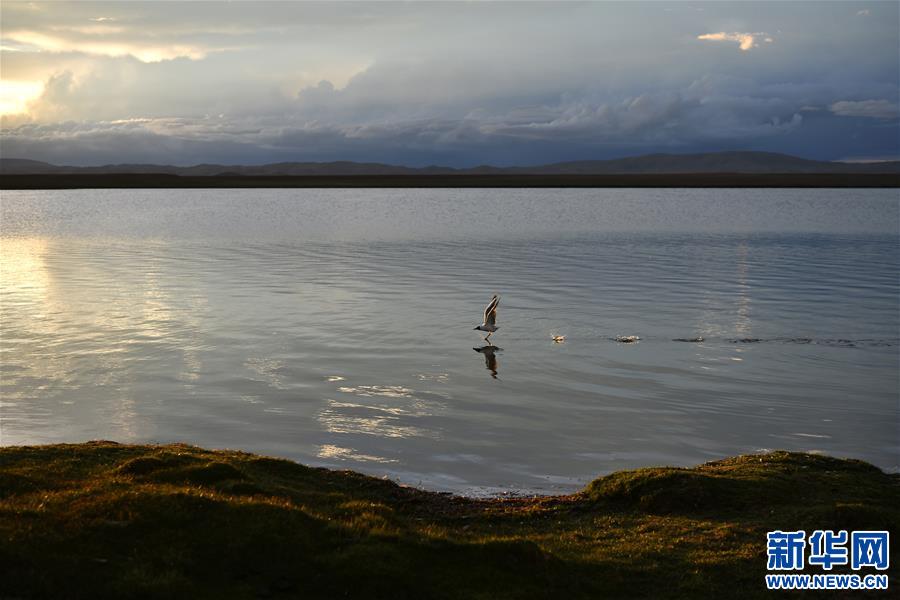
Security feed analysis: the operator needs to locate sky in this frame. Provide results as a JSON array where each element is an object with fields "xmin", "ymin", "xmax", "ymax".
[{"xmin": 1, "ymin": 1, "xmax": 898, "ymax": 167}]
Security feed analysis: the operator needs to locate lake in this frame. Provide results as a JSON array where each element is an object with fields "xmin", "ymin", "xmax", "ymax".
[{"xmin": 1, "ymin": 188, "xmax": 897, "ymax": 494}]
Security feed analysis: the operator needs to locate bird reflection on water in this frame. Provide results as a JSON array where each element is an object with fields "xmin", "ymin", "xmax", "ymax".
[{"xmin": 473, "ymin": 345, "xmax": 501, "ymax": 379}]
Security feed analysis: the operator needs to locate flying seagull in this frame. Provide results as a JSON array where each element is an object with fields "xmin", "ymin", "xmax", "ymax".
[{"xmin": 474, "ymin": 294, "xmax": 500, "ymax": 344}]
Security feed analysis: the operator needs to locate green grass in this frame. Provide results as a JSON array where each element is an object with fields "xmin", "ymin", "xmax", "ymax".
[{"xmin": 1, "ymin": 442, "xmax": 897, "ymax": 598}]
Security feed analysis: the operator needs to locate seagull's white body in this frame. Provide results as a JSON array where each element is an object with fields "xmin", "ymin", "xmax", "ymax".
[{"xmin": 474, "ymin": 294, "xmax": 500, "ymax": 342}]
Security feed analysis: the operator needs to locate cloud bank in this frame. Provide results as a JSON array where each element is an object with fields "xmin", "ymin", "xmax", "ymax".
[
  {"xmin": 830, "ymin": 99, "xmax": 899, "ymax": 120},
  {"xmin": 1, "ymin": 1, "xmax": 897, "ymax": 165}
]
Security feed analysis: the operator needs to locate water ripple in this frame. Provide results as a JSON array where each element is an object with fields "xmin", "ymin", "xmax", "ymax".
[{"xmin": 1, "ymin": 189, "xmax": 897, "ymax": 493}]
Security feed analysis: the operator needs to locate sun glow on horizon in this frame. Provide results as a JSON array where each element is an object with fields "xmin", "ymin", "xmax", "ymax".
[{"xmin": 0, "ymin": 79, "xmax": 44, "ymax": 116}]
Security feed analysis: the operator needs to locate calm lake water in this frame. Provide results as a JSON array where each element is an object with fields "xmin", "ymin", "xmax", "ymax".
[{"xmin": 1, "ymin": 188, "xmax": 898, "ymax": 494}]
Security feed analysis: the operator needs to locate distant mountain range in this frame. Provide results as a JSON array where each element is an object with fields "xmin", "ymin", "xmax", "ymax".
[{"xmin": 2, "ymin": 152, "xmax": 898, "ymax": 176}]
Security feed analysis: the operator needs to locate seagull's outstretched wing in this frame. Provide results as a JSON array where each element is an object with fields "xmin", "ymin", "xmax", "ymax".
[{"xmin": 483, "ymin": 294, "xmax": 500, "ymax": 326}]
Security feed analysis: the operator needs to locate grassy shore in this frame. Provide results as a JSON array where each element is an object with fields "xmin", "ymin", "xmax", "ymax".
[{"xmin": 1, "ymin": 443, "xmax": 897, "ymax": 599}]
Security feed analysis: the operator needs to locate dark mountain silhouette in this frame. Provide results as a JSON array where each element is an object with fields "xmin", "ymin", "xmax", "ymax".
[
  {"xmin": 2, "ymin": 151, "xmax": 898, "ymax": 176},
  {"xmin": 518, "ymin": 152, "xmax": 900, "ymax": 174}
]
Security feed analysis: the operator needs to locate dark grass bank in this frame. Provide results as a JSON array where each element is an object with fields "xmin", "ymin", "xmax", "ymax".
[
  {"xmin": 1, "ymin": 443, "xmax": 897, "ymax": 599},
  {"xmin": 2, "ymin": 172, "xmax": 899, "ymax": 189}
]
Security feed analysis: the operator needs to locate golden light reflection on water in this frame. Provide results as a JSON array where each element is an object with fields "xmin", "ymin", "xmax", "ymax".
[
  {"xmin": 0, "ymin": 237, "xmax": 75, "ymax": 400},
  {"xmin": 336, "ymin": 385, "xmax": 413, "ymax": 398},
  {"xmin": 245, "ymin": 357, "xmax": 288, "ymax": 389},
  {"xmin": 316, "ymin": 383, "xmax": 445, "ymax": 439},
  {"xmin": 0, "ymin": 237, "xmax": 139, "ymax": 440},
  {"xmin": 137, "ymin": 251, "xmax": 206, "ymax": 385},
  {"xmin": 317, "ymin": 444, "xmax": 398, "ymax": 464},
  {"xmin": 0, "ymin": 237, "xmax": 212, "ymax": 442},
  {"xmin": 317, "ymin": 408, "xmax": 435, "ymax": 438},
  {"xmin": 1, "ymin": 237, "xmax": 51, "ymax": 322}
]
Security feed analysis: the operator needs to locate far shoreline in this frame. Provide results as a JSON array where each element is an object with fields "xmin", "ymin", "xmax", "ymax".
[{"xmin": 3, "ymin": 172, "xmax": 899, "ymax": 189}]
